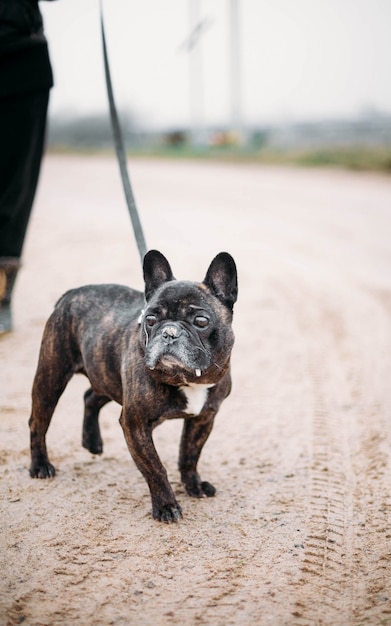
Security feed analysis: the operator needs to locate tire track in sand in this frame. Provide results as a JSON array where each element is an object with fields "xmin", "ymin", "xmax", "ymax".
[{"xmin": 280, "ymin": 276, "xmax": 391, "ymax": 625}]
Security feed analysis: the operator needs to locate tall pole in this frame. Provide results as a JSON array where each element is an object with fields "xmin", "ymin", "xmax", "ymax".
[
  {"xmin": 188, "ymin": 0, "xmax": 205, "ymax": 146},
  {"xmin": 229, "ymin": 0, "xmax": 242, "ymax": 140}
]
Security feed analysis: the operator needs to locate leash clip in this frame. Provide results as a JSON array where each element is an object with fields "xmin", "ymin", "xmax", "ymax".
[{"xmin": 137, "ymin": 309, "xmax": 145, "ymax": 325}]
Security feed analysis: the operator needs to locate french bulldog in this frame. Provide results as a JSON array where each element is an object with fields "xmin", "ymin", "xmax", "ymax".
[{"xmin": 29, "ymin": 250, "xmax": 238, "ymax": 522}]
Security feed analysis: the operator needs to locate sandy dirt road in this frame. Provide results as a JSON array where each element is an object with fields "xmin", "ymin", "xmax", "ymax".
[{"xmin": 1, "ymin": 155, "xmax": 391, "ymax": 626}]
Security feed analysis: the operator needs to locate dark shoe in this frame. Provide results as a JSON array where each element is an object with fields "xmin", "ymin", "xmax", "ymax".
[{"xmin": 0, "ymin": 257, "xmax": 21, "ymax": 335}]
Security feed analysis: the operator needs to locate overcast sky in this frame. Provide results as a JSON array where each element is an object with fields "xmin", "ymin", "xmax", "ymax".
[{"xmin": 41, "ymin": 0, "xmax": 391, "ymax": 129}]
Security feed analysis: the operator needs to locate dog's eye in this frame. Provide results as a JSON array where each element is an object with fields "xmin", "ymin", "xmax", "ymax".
[
  {"xmin": 194, "ymin": 315, "xmax": 209, "ymax": 329},
  {"xmin": 145, "ymin": 315, "xmax": 157, "ymax": 327}
]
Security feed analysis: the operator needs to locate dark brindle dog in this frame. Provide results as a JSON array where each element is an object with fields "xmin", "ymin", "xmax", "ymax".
[{"xmin": 29, "ymin": 250, "xmax": 237, "ymax": 522}]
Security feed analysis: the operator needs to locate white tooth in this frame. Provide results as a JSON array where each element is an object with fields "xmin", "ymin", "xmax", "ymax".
[{"xmin": 195, "ymin": 368, "xmax": 201, "ymax": 377}]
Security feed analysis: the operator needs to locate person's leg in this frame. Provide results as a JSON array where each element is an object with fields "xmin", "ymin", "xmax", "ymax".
[{"xmin": 0, "ymin": 90, "xmax": 49, "ymax": 334}]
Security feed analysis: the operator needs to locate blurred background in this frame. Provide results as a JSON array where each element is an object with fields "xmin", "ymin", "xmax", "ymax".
[{"xmin": 41, "ymin": 0, "xmax": 391, "ymax": 171}]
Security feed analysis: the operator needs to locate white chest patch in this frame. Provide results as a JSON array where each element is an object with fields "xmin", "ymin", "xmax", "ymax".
[{"xmin": 180, "ymin": 383, "xmax": 215, "ymax": 416}]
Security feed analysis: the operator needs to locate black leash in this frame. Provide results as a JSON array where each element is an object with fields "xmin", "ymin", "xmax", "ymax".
[{"xmin": 100, "ymin": 2, "xmax": 147, "ymax": 264}]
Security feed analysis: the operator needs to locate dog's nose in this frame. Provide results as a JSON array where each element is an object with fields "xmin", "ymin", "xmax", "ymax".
[{"xmin": 162, "ymin": 324, "xmax": 182, "ymax": 343}]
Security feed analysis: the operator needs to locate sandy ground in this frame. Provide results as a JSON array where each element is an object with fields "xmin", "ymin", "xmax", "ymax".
[{"xmin": 1, "ymin": 155, "xmax": 391, "ymax": 626}]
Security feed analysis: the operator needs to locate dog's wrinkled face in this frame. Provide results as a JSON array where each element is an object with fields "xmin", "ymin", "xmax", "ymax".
[
  {"xmin": 142, "ymin": 281, "xmax": 228, "ymax": 385},
  {"xmin": 139, "ymin": 251, "xmax": 238, "ymax": 386}
]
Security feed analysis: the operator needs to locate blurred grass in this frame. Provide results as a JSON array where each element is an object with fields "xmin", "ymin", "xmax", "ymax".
[
  {"xmin": 284, "ymin": 146, "xmax": 391, "ymax": 172},
  {"xmin": 131, "ymin": 145, "xmax": 391, "ymax": 173},
  {"xmin": 49, "ymin": 144, "xmax": 391, "ymax": 174}
]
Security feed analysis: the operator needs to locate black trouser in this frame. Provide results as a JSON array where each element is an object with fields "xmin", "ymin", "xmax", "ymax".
[{"xmin": 0, "ymin": 90, "xmax": 49, "ymax": 258}]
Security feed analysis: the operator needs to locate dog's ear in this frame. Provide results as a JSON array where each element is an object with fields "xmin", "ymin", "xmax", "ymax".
[
  {"xmin": 143, "ymin": 250, "xmax": 175, "ymax": 301},
  {"xmin": 203, "ymin": 252, "xmax": 238, "ymax": 312}
]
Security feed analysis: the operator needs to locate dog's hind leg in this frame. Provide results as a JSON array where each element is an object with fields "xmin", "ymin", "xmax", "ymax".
[
  {"xmin": 29, "ymin": 316, "xmax": 74, "ymax": 478},
  {"xmin": 82, "ymin": 388, "xmax": 110, "ymax": 454}
]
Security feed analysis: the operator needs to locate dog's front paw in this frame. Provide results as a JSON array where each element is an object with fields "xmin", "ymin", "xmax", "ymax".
[
  {"xmin": 152, "ymin": 501, "xmax": 183, "ymax": 523},
  {"xmin": 183, "ymin": 474, "xmax": 216, "ymax": 498},
  {"xmin": 29, "ymin": 460, "xmax": 56, "ymax": 479},
  {"xmin": 200, "ymin": 481, "xmax": 216, "ymax": 497}
]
